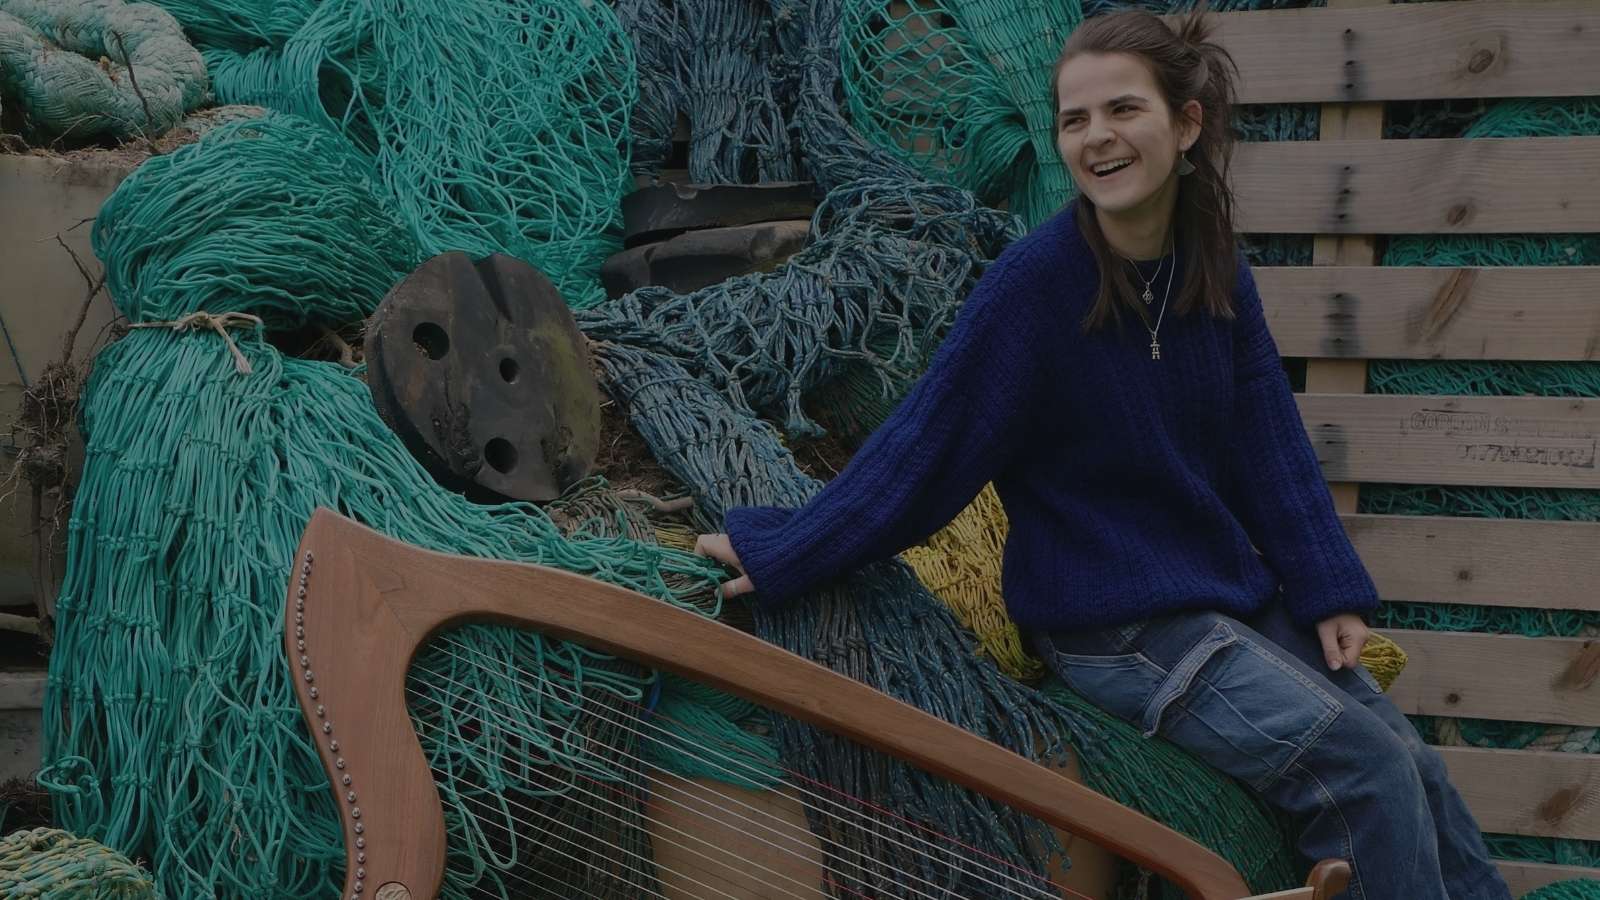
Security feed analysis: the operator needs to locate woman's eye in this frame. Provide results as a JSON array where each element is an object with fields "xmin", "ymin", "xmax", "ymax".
[{"xmin": 1115, "ymin": 104, "xmax": 1136, "ymax": 114}]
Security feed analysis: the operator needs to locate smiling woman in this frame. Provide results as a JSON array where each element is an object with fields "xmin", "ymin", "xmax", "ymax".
[
  {"xmin": 1049, "ymin": 13, "xmax": 1244, "ymax": 336},
  {"xmin": 696, "ymin": 9, "xmax": 1515, "ymax": 900}
]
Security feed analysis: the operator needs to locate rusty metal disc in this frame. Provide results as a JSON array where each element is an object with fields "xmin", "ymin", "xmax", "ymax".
[{"xmin": 365, "ymin": 252, "xmax": 600, "ymax": 503}]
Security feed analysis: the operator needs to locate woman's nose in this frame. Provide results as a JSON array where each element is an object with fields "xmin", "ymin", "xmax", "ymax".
[{"xmin": 1084, "ymin": 117, "xmax": 1115, "ymax": 148}]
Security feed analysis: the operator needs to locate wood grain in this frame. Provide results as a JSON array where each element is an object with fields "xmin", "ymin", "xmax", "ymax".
[
  {"xmin": 1341, "ymin": 514, "xmax": 1600, "ymax": 611},
  {"xmin": 1497, "ymin": 860, "xmax": 1600, "ymax": 898},
  {"xmin": 1295, "ymin": 393, "xmax": 1600, "ymax": 488},
  {"xmin": 1440, "ymin": 746, "xmax": 1600, "ymax": 841},
  {"xmin": 1233, "ymin": 137, "xmax": 1600, "ymax": 234},
  {"xmin": 1205, "ymin": 1, "xmax": 1600, "ymax": 105},
  {"xmin": 1380, "ymin": 629, "xmax": 1600, "ymax": 726},
  {"xmin": 1258, "ymin": 266, "xmax": 1600, "ymax": 361}
]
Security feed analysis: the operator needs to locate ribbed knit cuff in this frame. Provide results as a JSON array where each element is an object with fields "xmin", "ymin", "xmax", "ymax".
[
  {"xmin": 724, "ymin": 505, "xmax": 806, "ymax": 606},
  {"xmin": 1284, "ymin": 582, "xmax": 1381, "ymax": 629}
]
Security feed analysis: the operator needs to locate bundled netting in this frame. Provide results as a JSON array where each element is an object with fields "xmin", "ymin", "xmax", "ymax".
[
  {"xmin": 902, "ymin": 484, "xmax": 1044, "ymax": 681},
  {"xmin": 616, "ymin": 0, "xmax": 799, "ymax": 184},
  {"xmin": 0, "ymin": 0, "xmax": 206, "ymax": 142},
  {"xmin": 1363, "ymin": 95, "xmax": 1600, "ymax": 869},
  {"xmin": 164, "ymin": 0, "xmax": 636, "ymax": 309},
  {"xmin": 39, "ymin": 113, "xmax": 758, "ymax": 899},
  {"xmin": 837, "ymin": 0, "xmax": 1082, "ymax": 227},
  {"xmin": 0, "ymin": 827, "xmax": 157, "ymax": 899}
]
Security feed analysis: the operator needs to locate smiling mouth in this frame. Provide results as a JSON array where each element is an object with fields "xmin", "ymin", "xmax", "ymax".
[{"xmin": 1090, "ymin": 158, "xmax": 1134, "ymax": 177}]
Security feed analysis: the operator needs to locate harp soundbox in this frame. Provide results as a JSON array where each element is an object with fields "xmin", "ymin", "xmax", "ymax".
[{"xmin": 286, "ymin": 508, "xmax": 1347, "ymax": 899}]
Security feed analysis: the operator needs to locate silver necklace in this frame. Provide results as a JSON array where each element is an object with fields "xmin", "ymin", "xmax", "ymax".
[
  {"xmin": 1118, "ymin": 230, "xmax": 1173, "ymax": 305},
  {"xmin": 1145, "ymin": 235, "xmax": 1177, "ymax": 360}
]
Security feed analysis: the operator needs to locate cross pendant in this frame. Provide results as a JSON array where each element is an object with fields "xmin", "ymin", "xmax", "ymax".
[
  {"xmin": 1150, "ymin": 337, "xmax": 1161, "ymax": 360},
  {"xmin": 1141, "ymin": 287, "xmax": 1154, "ymax": 305}
]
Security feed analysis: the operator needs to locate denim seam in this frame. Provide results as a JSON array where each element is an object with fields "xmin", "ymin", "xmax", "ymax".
[
  {"xmin": 1048, "ymin": 650, "xmax": 1158, "ymax": 670},
  {"xmin": 1236, "ymin": 636, "xmax": 1342, "ymax": 710},
  {"xmin": 1291, "ymin": 760, "xmax": 1365, "ymax": 900},
  {"xmin": 1138, "ymin": 623, "xmax": 1238, "ymax": 737},
  {"xmin": 1236, "ymin": 639, "xmax": 1343, "ymax": 789}
]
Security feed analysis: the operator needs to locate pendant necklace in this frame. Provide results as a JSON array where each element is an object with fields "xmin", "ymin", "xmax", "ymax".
[
  {"xmin": 1126, "ymin": 251, "xmax": 1165, "ymax": 305},
  {"xmin": 1145, "ymin": 234, "xmax": 1177, "ymax": 360}
]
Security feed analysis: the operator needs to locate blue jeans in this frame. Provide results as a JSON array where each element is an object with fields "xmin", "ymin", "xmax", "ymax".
[{"xmin": 1034, "ymin": 601, "xmax": 1511, "ymax": 900}]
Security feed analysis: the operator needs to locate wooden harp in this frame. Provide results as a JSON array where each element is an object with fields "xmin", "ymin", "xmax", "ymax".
[{"xmin": 286, "ymin": 508, "xmax": 1345, "ymax": 899}]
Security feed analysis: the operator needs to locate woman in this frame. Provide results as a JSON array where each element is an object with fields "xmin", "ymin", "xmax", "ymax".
[{"xmin": 696, "ymin": 10, "xmax": 1510, "ymax": 899}]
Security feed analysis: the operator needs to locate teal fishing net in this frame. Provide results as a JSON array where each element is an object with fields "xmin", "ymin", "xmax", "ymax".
[
  {"xmin": 166, "ymin": 0, "xmax": 636, "ymax": 310},
  {"xmin": 39, "ymin": 113, "xmax": 750, "ymax": 899},
  {"xmin": 0, "ymin": 0, "xmax": 207, "ymax": 142}
]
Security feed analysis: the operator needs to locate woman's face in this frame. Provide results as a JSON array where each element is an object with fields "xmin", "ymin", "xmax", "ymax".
[{"xmin": 1055, "ymin": 52, "xmax": 1200, "ymax": 222}]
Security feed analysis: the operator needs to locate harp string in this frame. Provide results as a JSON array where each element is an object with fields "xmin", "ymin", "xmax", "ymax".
[
  {"xmin": 431, "ymin": 634, "xmax": 1064, "ymax": 896},
  {"xmin": 423, "ymin": 643, "xmax": 1054, "ymax": 898},
  {"xmin": 404, "ymin": 642, "xmax": 1076, "ymax": 900},
  {"xmin": 450, "ymin": 769, "xmax": 817, "ymax": 900},
  {"xmin": 417, "ymin": 682, "xmax": 1058, "ymax": 900},
  {"xmin": 410, "ymin": 673, "xmax": 938, "ymax": 900},
  {"xmin": 451, "ymin": 789, "xmax": 754, "ymax": 900}
]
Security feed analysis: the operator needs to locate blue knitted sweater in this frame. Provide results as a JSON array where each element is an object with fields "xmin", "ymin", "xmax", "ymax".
[{"xmin": 725, "ymin": 206, "xmax": 1379, "ymax": 631}]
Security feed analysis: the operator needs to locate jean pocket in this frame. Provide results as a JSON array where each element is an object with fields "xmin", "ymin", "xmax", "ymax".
[
  {"xmin": 1161, "ymin": 636, "xmax": 1344, "ymax": 792},
  {"xmin": 1046, "ymin": 621, "xmax": 1239, "ymax": 738},
  {"xmin": 1045, "ymin": 648, "xmax": 1168, "ymax": 732},
  {"xmin": 1136, "ymin": 621, "xmax": 1238, "ymax": 737}
]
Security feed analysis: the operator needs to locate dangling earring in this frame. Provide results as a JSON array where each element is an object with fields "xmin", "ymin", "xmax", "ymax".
[{"xmin": 1176, "ymin": 152, "xmax": 1196, "ymax": 176}]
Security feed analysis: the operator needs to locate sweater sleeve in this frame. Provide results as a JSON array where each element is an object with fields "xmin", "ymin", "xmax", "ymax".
[
  {"xmin": 1227, "ymin": 261, "xmax": 1381, "ymax": 627},
  {"xmin": 723, "ymin": 251, "xmax": 1045, "ymax": 606}
]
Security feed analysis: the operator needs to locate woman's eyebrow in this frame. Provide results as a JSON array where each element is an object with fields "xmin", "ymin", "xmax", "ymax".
[{"xmin": 1058, "ymin": 94, "xmax": 1147, "ymax": 118}]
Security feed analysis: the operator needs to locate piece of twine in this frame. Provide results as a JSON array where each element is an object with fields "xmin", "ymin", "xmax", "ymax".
[{"xmin": 127, "ymin": 312, "xmax": 265, "ymax": 374}]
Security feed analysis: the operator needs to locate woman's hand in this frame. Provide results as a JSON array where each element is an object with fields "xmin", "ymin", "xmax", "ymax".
[
  {"xmin": 694, "ymin": 533, "xmax": 755, "ymax": 598},
  {"xmin": 1315, "ymin": 613, "xmax": 1369, "ymax": 672}
]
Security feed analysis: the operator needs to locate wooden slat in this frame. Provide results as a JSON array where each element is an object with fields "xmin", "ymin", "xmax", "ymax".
[
  {"xmin": 1303, "ymin": 0, "xmax": 1384, "ymax": 515},
  {"xmin": 1380, "ymin": 629, "xmax": 1600, "ymax": 726},
  {"xmin": 1207, "ymin": 1, "xmax": 1600, "ymax": 105},
  {"xmin": 1343, "ymin": 514, "xmax": 1600, "ymax": 611},
  {"xmin": 1441, "ymin": 746, "xmax": 1600, "ymax": 840},
  {"xmin": 1234, "ymin": 137, "xmax": 1600, "ymax": 234},
  {"xmin": 1296, "ymin": 393, "xmax": 1600, "ymax": 488},
  {"xmin": 1259, "ymin": 266, "xmax": 1600, "ymax": 361},
  {"xmin": 1498, "ymin": 860, "xmax": 1600, "ymax": 898}
]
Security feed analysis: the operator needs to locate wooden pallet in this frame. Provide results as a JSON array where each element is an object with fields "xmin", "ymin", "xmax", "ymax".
[{"xmin": 1226, "ymin": 1, "xmax": 1600, "ymax": 894}]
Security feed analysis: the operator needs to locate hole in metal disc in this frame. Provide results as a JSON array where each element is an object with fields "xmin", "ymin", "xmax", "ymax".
[
  {"xmin": 412, "ymin": 322, "xmax": 450, "ymax": 360},
  {"xmin": 484, "ymin": 438, "xmax": 518, "ymax": 474}
]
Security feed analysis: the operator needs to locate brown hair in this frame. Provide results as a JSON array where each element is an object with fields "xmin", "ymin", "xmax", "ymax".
[{"xmin": 1051, "ymin": 8, "xmax": 1242, "ymax": 332}]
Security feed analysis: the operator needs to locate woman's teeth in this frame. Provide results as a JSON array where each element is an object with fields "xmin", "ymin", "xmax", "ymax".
[{"xmin": 1091, "ymin": 158, "xmax": 1134, "ymax": 177}]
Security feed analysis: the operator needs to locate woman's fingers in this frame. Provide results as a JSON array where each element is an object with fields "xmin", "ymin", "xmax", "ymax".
[
  {"xmin": 1316, "ymin": 614, "xmax": 1370, "ymax": 671},
  {"xmin": 1342, "ymin": 622, "xmax": 1369, "ymax": 669},
  {"xmin": 1315, "ymin": 619, "xmax": 1344, "ymax": 671},
  {"xmin": 694, "ymin": 533, "xmax": 753, "ymax": 597},
  {"xmin": 693, "ymin": 533, "xmax": 736, "ymax": 564}
]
